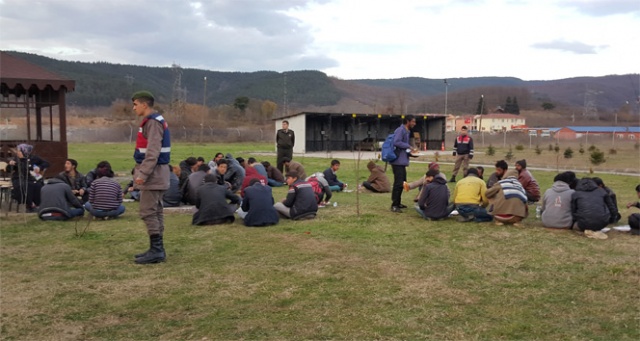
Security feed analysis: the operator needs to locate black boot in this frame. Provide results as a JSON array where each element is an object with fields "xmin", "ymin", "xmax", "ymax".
[
  {"xmin": 134, "ymin": 238, "xmax": 152, "ymax": 259},
  {"xmin": 135, "ymin": 234, "xmax": 166, "ymax": 264},
  {"xmin": 449, "ymin": 176, "xmax": 456, "ymax": 183}
]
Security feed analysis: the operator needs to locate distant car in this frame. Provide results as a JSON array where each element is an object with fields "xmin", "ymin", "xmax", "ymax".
[{"xmin": 353, "ymin": 137, "xmax": 381, "ymax": 151}]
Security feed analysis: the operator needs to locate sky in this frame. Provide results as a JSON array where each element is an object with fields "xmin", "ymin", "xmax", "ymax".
[{"xmin": 1, "ymin": 0, "xmax": 638, "ymax": 81}]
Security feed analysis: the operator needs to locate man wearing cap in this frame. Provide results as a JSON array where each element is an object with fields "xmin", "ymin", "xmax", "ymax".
[
  {"xmin": 515, "ymin": 159, "xmax": 540, "ymax": 203},
  {"xmin": 131, "ymin": 91, "xmax": 171, "ymax": 264},
  {"xmin": 450, "ymin": 126, "xmax": 474, "ymax": 183}
]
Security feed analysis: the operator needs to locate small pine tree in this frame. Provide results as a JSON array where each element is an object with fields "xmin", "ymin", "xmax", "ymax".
[
  {"xmin": 505, "ymin": 145, "xmax": 514, "ymax": 161},
  {"xmin": 487, "ymin": 144, "xmax": 496, "ymax": 156},
  {"xmin": 554, "ymin": 143, "xmax": 560, "ymax": 153},
  {"xmin": 548, "ymin": 144, "xmax": 553, "ymax": 151},
  {"xmin": 515, "ymin": 144, "xmax": 524, "ymax": 151},
  {"xmin": 590, "ymin": 149, "xmax": 606, "ymax": 166},
  {"xmin": 588, "ymin": 145, "xmax": 597, "ymax": 152},
  {"xmin": 535, "ymin": 144, "xmax": 542, "ymax": 155},
  {"xmin": 564, "ymin": 147, "xmax": 573, "ymax": 159},
  {"xmin": 579, "ymin": 143, "xmax": 585, "ymax": 155},
  {"xmin": 609, "ymin": 148, "xmax": 617, "ymax": 155}
]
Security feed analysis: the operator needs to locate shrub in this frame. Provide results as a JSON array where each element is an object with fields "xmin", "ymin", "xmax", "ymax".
[
  {"xmin": 554, "ymin": 143, "xmax": 560, "ymax": 153},
  {"xmin": 548, "ymin": 144, "xmax": 553, "ymax": 151},
  {"xmin": 609, "ymin": 148, "xmax": 617, "ymax": 155},
  {"xmin": 579, "ymin": 144, "xmax": 585, "ymax": 155},
  {"xmin": 486, "ymin": 144, "xmax": 496, "ymax": 156},
  {"xmin": 588, "ymin": 145, "xmax": 597, "ymax": 152},
  {"xmin": 590, "ymin": 149, "xmax": 606, "ymax": 166},
  {"xmin": 635, "ymin": 142, "xmax": 640, "ymax": 151},
  {"xmin": 534, "ymin": 144, "xmax": 542, "ymax": 155},
  {"xmin": 515, "ymin": 144, "xmax": 524, "ymax": 151},
  {"xmin": 564, "ymin": 147, "xmax": 573, "ymax": 159},
  {"xmin": 505, "ymin": 145, "xmax": 514, "ymax": 161}
]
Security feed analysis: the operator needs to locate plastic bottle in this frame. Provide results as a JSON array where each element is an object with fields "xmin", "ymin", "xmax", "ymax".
[
  {"xmin": 333, "ymin": 202, "xmax": 338, "ymax": 207},
  {"xmin": 535, "ymin": 205, "xmax": 541, "ymax": 219}
]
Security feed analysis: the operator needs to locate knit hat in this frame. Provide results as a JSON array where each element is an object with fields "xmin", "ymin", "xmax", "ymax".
[
  {"xmin": 516, "ymin": 159, "xmax": 527, "ymax": 168},
  {"xmin": 17, "ymin": 144, "xmax": 33, "ymax": 157},
  {"xmin": 428, "ymin": 162, "xmax": 439, "ymax": 169}
]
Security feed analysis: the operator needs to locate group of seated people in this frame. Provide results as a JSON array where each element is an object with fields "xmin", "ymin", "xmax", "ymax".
[{"xmin": 405, "ymin": 158, "xmax": 634, "ymax": 239}]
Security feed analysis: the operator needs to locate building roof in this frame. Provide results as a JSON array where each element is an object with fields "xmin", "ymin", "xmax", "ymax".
[
  {"xmin": 471, "ymin": 113, "xmax": 524, "ymax": 119},
  {"xmin": 563, "ymin": 126, "xmax": 640, "ymax": 133},
  {"xmin": 275, "ymin": 112, "xmax": 447, "ymax": 120},
  {"xmin": 0, "ymin": 51, "xmax": 75, "ymax": 91}
]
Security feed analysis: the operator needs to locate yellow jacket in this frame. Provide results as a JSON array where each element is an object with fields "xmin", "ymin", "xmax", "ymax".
[{"xmin": 452, "ymin": 175, "xmax": 488, "ymax": 206}]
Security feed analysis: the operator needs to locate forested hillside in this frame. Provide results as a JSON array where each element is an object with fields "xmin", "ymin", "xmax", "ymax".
[{"xmin": 4, "ymin": 51, "xmax": 637, "ymax": 115}]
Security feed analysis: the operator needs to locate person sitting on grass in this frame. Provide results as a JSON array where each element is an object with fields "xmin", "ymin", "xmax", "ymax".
[
  {"xmin": 322, "ymin": 159, "xmax": 346, "ymax": 191},
  {"xmin": 571, "ymin": 177, "xmax": 616, "ymax": 239},
  {"xmin": 84, "ymin": 161, "xmax": 125, "ymax": 220},
  {"xmin": 451, "ymin": 168, "xmax": 492, "ymax": 222},
  {"xmin": 247, "ymin": 157, "xmax": 268, "ymax": 178},
  {"xmin": 486, "ymin": 160, "xmax": 508, "ymax": 189},
  {"xmin": 186, "ymin": 164, "xmax": 210, "ymax": 205},
  {"xmin": 162, "ymin": 164, "xmax": 182, "ymax": 207},
  {"xmin": 262, "ymin": 160, "xmax": 285, "ymax": 187},
  {"xmin": 540, "ymin": 171, "xmax": 576, "ymax": 229},
  {"xmin": 240, "ymin": 165, "xmax": 267, "ymax": 198},
  {"xmin": 593, "ymin": 177, "xmax": 621, "ymax": 224},
  {"xmin": 415, "ymin": 169, "xmax": 451, "ymax": 220},
  {"xmin": 403, "ymin": 162, "xmax": 445, "ymax": 201},
  {"xmin": 274, "ymin": 171, "xmax": 318, "ymax": 220},
  {"xmin": 515, "ymin": 159, "xmax": 540, "ymax": 203},
  {"xmin": 362, "ymin": 160, "xmax": 390, "ymax": 193},
  {"xmin": 306, "ymin": 172, "xmax": 332, "ymax": 207},
  {"xmin": 237, "ymin": 178, "xmax": 279, "ymax": 227},
  {"xmin": 626, "ymin": 184, "xmax": 640, "ymax": 236},
  {"xmin": 192, "ymin": 174, "xmax": 241, "ymax": 225},
  {"xmin": 38, "ymin": 176, "xmax": 85, "ymax": 221},
  {"xmin": 282, "ymin": 157, "xmax": 307, "ymax": 180},
  {"xmin": 485, "ymin": 169, "xmax": 527, "ymax": 226}
]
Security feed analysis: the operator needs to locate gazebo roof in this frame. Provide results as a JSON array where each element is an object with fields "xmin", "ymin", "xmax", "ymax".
[{"xmin": 0, "ymin": 51, "xmax": 75, "ymax": 91}]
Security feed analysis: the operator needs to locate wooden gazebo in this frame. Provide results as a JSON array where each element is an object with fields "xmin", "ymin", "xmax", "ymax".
[{"xmin": 0, "ymin": 51, "xmax": 75, "ymax": 175}]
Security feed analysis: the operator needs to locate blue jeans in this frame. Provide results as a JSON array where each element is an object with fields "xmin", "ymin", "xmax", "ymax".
[
  {"xmin": 329, "ymin": 185, "xmax": 342, "ymax": 192},
  {"xmin": 456, "ymin": 204, "xmax": 493, "ymax": 222},
  {"xmin": 267, "ymin": 178, "xmax": 284, "ymax": 187},
  {"xmin": 84, "ymin": 202, "xmax": 126, "ymax": 218}
]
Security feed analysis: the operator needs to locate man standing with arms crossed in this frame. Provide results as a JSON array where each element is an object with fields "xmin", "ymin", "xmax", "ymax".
[
  {"xmin": 131, "ymin": 91, "xmax": 171, "ymax": 264},
  {"xmin": 450, "ymin": 125, "xmax": 474, "ymax": 183},
  {"xmin": 390, "ymin": 115, "xmax": 418, "ymax": 213},
  {"xmin": 276, "ymin": 120, "xmax": 295, "ymax": 173}
]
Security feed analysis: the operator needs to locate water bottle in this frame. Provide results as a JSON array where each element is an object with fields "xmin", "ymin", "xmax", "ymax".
[
  {"xmin": 535, "ymin": 205, "xmax": 541, "ymax": 219},
  {"xmin": 333, "ymin": 202, "xmax": 338, "ymax": 207}
]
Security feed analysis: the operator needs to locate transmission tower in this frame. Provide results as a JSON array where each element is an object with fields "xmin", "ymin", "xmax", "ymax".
[
  {"xmin": 582, "ymin": 86, "xmax": 599, "ymax": 120},
  {"xmin": 171, "ymin": 63, "xmax": 186, "ymax": 119}
]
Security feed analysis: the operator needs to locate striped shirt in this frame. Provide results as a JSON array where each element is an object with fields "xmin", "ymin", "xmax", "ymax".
[{"xmin": 89, "ymin": 177, "xmax": 123, "ymax": 210}]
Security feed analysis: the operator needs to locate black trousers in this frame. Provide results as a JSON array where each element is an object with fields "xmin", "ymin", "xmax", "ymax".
[
  {"xmin": 277, "ymin": 147, "xmax": 293, "ymax": 174},
  {"xmin": 391, "ymin": 164, "xmax": 406, "ymax": 207},
  {"xmin": 362, "ymin": 181, "xmax": 380, "ymax": 193}
]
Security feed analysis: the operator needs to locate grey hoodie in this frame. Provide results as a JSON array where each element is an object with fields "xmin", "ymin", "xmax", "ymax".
[{"xmin": 541, "ymin": 181, "xmax": 575, "ymax": 228}]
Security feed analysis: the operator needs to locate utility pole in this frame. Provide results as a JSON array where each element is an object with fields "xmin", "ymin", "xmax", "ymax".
[
  {"xmin": 479, "ymin": 95, "xmax": 485, "ymax": 146},
  {"xmin": 283, "ymin": 73, "xmax": 288, "ymax": 116},
  {"xmin": 444, "ymin": 79, "xmax": 449, "ymax": 116}
]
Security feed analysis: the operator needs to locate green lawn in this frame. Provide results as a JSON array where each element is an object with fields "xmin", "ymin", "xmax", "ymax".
[{"xmin": 1, "ymin": 143, "xmax": 639, "ymax": 340}]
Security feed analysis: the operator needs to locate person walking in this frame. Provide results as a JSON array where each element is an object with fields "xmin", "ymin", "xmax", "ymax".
[
  {"xmin": 450, "ymin": 126, "xmax": 473, "ymax": 183},
  {"xmin": 131, "ymin": 91, "xmax": 171, "ymax": 265},
  {"xmin": 276, "ymin": 120, "xmax": 295, "ymax": 173},
  {"xmin": 390, "ymin": 115, "xmax": 418, "ymax": 213}
]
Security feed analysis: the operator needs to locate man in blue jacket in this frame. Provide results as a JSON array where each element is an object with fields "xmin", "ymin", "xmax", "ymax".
[
  {"xmin": 390, "ymin": 115, "xmax": 418, "ymax": 213},
  {"xmin": 322, "ymin": 159, "xmax": 346, "ymax": 191},
  {"xmin": 239, "ymin": 178, "xmax": 279, "ymax": 227}
]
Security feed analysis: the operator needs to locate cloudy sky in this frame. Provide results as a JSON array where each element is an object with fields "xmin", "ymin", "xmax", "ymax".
[{"xmin": 1, "ymin": 0, "xmax": 638, "ymax": 81}]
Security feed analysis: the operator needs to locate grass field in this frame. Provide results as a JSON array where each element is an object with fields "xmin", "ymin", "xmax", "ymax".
[{"xmin": 1, "ymin": 142, "xmax": 639, "ymax": 340}]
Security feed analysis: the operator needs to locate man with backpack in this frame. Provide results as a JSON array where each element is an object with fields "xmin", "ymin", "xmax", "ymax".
[{"xmin": 389, "ymin": 115, "xmax": 418, "ymax": 213}]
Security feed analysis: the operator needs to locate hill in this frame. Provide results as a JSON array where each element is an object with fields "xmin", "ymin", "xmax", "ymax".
[{"xmin": 3, "ymin": 51, "xmax": 638, "ymax": 117}]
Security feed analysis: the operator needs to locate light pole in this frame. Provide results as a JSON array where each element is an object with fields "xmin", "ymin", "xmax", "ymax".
[
  {"xmin": 200, "ymin": 76, "xmax": 207, "ymax": 143},
  {"xmin": 479, "ymin": 94, "xmax": 485, "ymax": 146},
  {"xmin": 444, "ymin": 79, "xmax": 449, "ymax": 116}
]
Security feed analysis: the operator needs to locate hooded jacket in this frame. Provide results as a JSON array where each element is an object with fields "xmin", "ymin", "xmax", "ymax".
[
  {"xmin": 571, "ymin": 178, "xmax": 615, "ymax": 231},
  {"xmin": 241, "ymin": 167, "xmax": 267, "ymax": 197},
  {"xmin": 541, "ymin": 181, "xmax": 575, "ymax": 228},
  {"xmin": 38, "ymin": 178, "xmax": 83, "ymax": 217},
  {"xmin": 365, "ymin": 161, "xmax": 391, "ymax": 193},
  {"xmin": 418, "ymin": 176, "xmax": 450, "ymax": 219}
]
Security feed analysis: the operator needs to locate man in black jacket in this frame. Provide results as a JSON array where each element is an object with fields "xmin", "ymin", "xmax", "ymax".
[
  {"xmin": 38, "ymin": 177, "xmax": 85, "ymax": 220},
  {"xmin": 415, "ymin": 169, "xmax": 451, "ymax": 220},
  {"xmin": 238, "ymin": 178, "xmax": 279, "ymax": 227},
  {"xmin": 276, "ymin": 120, "xmax": 295, "ymax": 173},
  {"xmin": 274, "ymin": 171, "xmax": 318, "ymax": 220},
  {"xmin": 571, "ymin": 177, "xmax": 616, "ymax": 235},
  {"xmin": 57, "ymin": 158, "xmax": 88, "ymax": 203},
  {"xmin": 192, "ymin": 174, "xmax": 241, "ymax": 225}
]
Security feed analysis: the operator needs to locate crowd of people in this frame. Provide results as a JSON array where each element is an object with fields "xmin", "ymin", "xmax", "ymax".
[{"xmin": 4, "ymin": 98, "xmax": 638, "ymax": 265}]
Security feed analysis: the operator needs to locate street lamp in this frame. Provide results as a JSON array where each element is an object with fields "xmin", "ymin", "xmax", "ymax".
[
  {"xmin": 200, "ymin": 76, "xmax": 207, "ymax": 143},
  {"xmin": 444, "ymin": 79, "xmax": 449, "ymax": 116}
]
